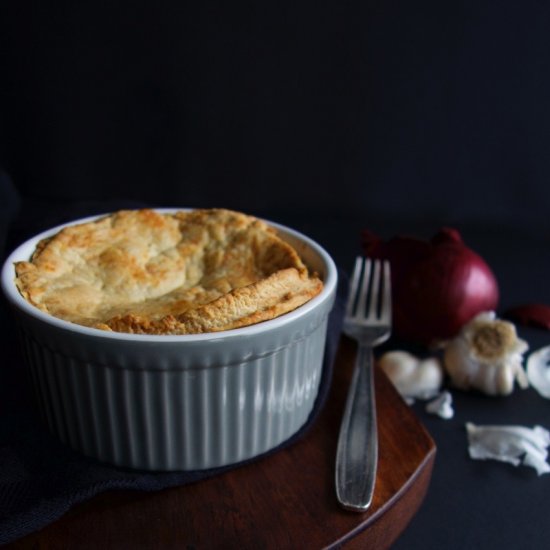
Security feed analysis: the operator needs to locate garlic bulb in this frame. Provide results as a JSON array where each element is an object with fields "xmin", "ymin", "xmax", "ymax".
[
  {"xmin": 379, "ymin": 350, "xmax": 443, "ymax": 403},
  {"xmin": 443, "ymin": 311, "xmax": 529, "ymax": 396}
]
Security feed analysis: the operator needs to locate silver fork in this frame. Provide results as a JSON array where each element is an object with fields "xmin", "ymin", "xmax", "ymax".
[{"xmin": 335, "ymin": 257, "xmax": 392, "ymax": 512}]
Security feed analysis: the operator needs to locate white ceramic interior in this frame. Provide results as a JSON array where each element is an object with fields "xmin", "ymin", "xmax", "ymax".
[{"xmin": 1, "ymin": 210, "xmax": 338, "ymax": 471}]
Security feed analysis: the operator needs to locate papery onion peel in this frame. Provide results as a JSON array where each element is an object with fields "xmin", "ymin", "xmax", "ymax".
[{"xmin": 505, "ymin": 304, "xmax": 550, "ymax": 331}]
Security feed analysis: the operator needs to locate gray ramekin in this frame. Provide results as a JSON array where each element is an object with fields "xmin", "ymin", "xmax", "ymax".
[{"xmin": 1, "ymin": 210, "xmax": 337, "ymax": 471}]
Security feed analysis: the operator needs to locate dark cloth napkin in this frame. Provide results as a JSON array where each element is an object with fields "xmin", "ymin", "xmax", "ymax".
[{"xmin": 0, "ymin": 263, "xmax": 346, "ymax": 545}]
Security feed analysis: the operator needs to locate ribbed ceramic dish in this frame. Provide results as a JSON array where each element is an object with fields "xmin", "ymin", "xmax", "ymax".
[{"xmin": 1, "ymin": 210, "xmax": 338, "ymax": 471}]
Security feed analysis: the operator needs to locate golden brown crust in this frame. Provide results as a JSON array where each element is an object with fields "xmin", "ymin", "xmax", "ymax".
[{"xmin": 14, "ymin": 209, "xmax": 323, "ymax": 334}]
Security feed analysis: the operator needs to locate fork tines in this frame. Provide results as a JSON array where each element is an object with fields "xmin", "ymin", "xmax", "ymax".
[{"xmin": 346, "ymin": 257, "xmax": 391, "ymax": 321}]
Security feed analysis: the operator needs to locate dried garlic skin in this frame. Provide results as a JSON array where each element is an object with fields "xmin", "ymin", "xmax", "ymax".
[
  {"xmin": 444, "ymin": 312, "xmax": 528, "ymax": 396},
  {"xmin": 466, "ymin": 423, "xmax": 550, "ymax": 475},
  {"xmin": 379, "ymin": 351, "xmax": 443, "ymax": 402},
  {"xmin": 425, "ymin": 391, "xmax": 454, "ymax": 419}
]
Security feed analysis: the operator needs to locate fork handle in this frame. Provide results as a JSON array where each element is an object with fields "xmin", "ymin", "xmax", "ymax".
[{"xmin": 335, "ymin": 342, "xmax": 378, "ymax": 512}]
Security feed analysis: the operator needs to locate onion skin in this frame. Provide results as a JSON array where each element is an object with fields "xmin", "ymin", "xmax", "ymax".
[
  {"xmin": 362, "ymin": 227, "xmax": 499, "ymax": 346},
  {"xmin": 504, "ymin": 304, "xmax": 550, "ymax": 331}
]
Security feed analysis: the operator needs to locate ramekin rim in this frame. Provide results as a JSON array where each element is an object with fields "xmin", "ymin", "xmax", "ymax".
[{"xmin": 1, "ymin": 208, "xmax": 338, "ymax": 343}]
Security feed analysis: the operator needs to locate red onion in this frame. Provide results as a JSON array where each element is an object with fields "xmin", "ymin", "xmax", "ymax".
[{"xmin": 362, "ymin": 227, "xmax": 499, "ymax": 347}]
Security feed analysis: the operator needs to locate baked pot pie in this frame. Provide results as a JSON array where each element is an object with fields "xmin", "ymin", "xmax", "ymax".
[{"xmin": 13, "ymin": 208, "xmax": 324, "ymax": 335}]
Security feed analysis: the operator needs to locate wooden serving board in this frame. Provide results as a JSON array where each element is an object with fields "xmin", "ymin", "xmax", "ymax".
[{"xmin": 8, "ymin": 337, "xmax": 436, "ymax": 549}]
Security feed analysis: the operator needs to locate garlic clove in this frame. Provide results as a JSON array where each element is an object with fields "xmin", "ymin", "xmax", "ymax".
[
  {"xmin": 379, "ymin": 351, "xmax": 443, "ymax": 402},
  {"xmin": 466, "ymin": 423, "xmax": 550, "ymax": 475},
  {"xmin": 413, "ymin": 358, "xmax": 445, "ymax": 399},
  {"xmin": 526, "ymin": 345, "xmax": 550, "ymax": 399},
  {"xmin": 378, "ymin": 351, "xmax": 419, "ymax": 384}
]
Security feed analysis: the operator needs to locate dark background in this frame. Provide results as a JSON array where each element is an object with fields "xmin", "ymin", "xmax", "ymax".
[
  {"xmin": 2, "ymin": 1, "xmax": 550, "ymax": 240},
  {"xmin": 2, "ymin": 2, "xmax": 550, "ymax": 548}
]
